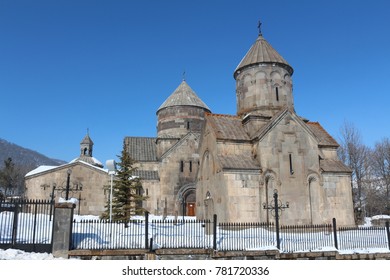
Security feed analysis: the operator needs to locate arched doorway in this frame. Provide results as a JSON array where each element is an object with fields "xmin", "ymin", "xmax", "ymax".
[
  {"xmin": 186, "ymin": 192, "xmax": 196, "ymax": 216},
  {"xmin": 177, "ymin": 184, "xmax": 196, "ymax": 216}
]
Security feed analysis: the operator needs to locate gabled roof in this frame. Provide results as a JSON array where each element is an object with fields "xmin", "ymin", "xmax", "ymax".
[
  {"xmin": 252, "ymin": 107, "xmax": 299, "ymax": 141},
  {"xmin": 306, "ymin": 122, "xmax": 339, "ymax": 148},
  {"xmin": 234, "ymin": 34, "xmax": 293, "ymax": 78},
  {"xmin": 218, "ymin": 154, "xmax": 260, "ymax": 171},
  {"xmin": 252, "ymin": 107, "xmax": 338, "ymax": 147},
  {"xmin": 70, "ymin": 156, "xmax": 103, "ymax": 168},
  {"xmin": 25, "ymin": 160, "xmax": 108, "ymax": 178},
  {"xmin": 205, "ymin": 113, "xmax": 250, "ymax": 141},
  {"xmin": 133, "ymin": 170, "xmax": 160, "ymax": 180},
  {"xmin": 160, "ymin": 132, "xmax": 200, "ymax": 160},
  {"xmin": 125, "ymin": 137, "xmax": 158, "ymax": 162},
  {"xmin": 320, "ymin": 159, "xmax": 352, "ymax": 173},
  {"xmin": 157, "ymin": 80, "xmax": 210, "ymax": 112}
]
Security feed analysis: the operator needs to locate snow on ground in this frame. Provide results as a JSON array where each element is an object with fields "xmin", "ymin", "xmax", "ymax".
[{"xmin": 0, "ymin": 248, "xmax": 61, "ymax": 260}]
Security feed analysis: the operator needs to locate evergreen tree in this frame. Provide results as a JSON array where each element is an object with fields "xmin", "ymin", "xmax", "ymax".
[
  {"xmin": 0, "ymin": 157, "xmax": 19, "ymax": 197},
  {"xmin": 102, "ymin": 142, "xmax": 147, "ymax": 221}
]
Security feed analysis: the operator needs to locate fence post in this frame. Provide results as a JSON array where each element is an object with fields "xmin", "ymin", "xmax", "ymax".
[
  {"xmin": 274, "ymin": 192, "xmax": 281, "ymax": 250},
  {"xmin": 51, "ymin": 202, "xmax": 75, "ymax": 258},
  {"xmin": 213, "ymin": 214, "xmax": 217, "ymax": 251},
  {"xmin": 332, "ymin": 218, "xmax": 338, "ymax": 250},
  {"xmin": 145, "ymin": 211, "xmax": 149, "ymax": 250},
  {"xmin": 386, "ymin": 221, "xmax": 390, "ymax": 250},
  {"xmin": 11, "ymin": 200, "xmax": 19, "ymax": 248}
]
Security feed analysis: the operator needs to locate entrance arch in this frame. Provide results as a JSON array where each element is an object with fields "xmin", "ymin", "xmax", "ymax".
[{"xmin": 177, "ymin": 184, "xmax": 196, "ymax": 216}]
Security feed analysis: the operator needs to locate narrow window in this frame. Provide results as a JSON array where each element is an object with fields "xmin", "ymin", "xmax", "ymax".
[
  {"xmin": 189, "ymin": 161, "xmax": 192, "ymax": 172},
  {"xmin": 289, "ymin": 154, "xmax": 294, "ymax": 175},
  {"xmin": 180, "ymin": 161, "xmax": 184, "ymax": 172},
  {"xmin": 187, "ymin": 121, "xmax": 190, "ymax": 130},
  {"xmin": 275, "ymin": 87, "xmax": 279, "ymax": 101}
]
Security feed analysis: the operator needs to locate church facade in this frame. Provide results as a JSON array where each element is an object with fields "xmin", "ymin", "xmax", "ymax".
[
  {"xmin": 25, "ymin": 133, "xmax": 109, "ymax": 216},
  {"xmin": 128, "ymin": 30, "xmax": 355, "ymax": 226}
]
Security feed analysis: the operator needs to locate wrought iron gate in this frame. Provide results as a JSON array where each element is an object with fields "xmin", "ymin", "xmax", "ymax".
[{"xmin": 0, "ymin": 199, "xmax": 54, "ymax": 253}]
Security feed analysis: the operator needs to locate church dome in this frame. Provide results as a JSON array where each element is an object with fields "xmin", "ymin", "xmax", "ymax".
[
  {"xmin": 157, "ymin": 80, "xmax": 210, "ymax": 113},
  {"xmin": 156, "ymin": 80, "xmax": 211, "ymax": 139},
  {"xmin": 234, "ymin": 34, "xmax": 293, "ymax": 79}
]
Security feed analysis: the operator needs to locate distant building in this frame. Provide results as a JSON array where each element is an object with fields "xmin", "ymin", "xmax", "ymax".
[
  {"xmin": 127, "ymin": 29, "xmax": 355, "ymax": 225},
  {"xmin": 25, "ymin": 133, "xmax": 109, "ymax": 216}
]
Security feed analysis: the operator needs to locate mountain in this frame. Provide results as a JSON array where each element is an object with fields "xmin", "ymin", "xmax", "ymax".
[{"xmin": 0, "ymin": 138, "xmax": 66, "ymax": 171}]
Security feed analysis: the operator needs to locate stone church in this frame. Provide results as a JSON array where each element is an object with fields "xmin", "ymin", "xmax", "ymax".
[
  {"xmin": 25, "ymin": 27, "xmax": 355, "ymax": 226},
  {"xmin": 25, "ymin": 133, "xmax": 109, "ymax": 216},
  {"xmin": 128, "ymin": 29, "xmax": 355, "ymax": 226}
]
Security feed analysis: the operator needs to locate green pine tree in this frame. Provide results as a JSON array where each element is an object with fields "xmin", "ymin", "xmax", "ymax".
[
  {"xmin": 0, "ymin": 158, "xmax": 19, "ymax": 197},
  {"xmin": 102, "ymin": 142, "xmax": 148, "ymax": 221}
]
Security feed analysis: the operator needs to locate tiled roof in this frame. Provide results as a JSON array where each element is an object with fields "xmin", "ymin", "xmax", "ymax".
[
  {"xmin": 307, "ymin": 122, "xmax": 339, "ymax": 147},
  {"xmin": 157, "ymin": 80, "xmax": 210, "ymax": 112},
  {"xmin": 234, "ymin": 34, "xmax": 293, "ymax": 77},
  {"xmin": 320, "ymin": 159, "xmax": 351, "ymax": 173},
  {"xmin": 134, "ymin": 170, "xmax": 159, "ymax": 180},
  {"xmin": 218, "ymin": 154, "xmax": 260, "ymax": 171},
  {"xmin": 206, "ymin": 114, "xmax": 250, "ymax": 141},
  {"xmin": 125, "ymin": 137, "xmax": 158, "ymax": 162}
]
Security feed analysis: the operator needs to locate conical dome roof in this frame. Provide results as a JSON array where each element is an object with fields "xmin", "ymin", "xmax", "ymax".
[
  {"xmin": 234, "ymin": 34, "xmax": 293, "ymax": 78},
  {"xmin": 80, "ymin": 133, "xmax": 93, "ymax": 145},
  {"xmin": 157, "ymin": 80, "xmax": 210, "ymax": 113}
]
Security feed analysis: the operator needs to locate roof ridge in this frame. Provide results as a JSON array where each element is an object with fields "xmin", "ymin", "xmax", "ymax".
[
  {"xmin": 306, "ymin": 122, "xmax": 339, "ymax": 147},
  {"xmin": 206, "ymin": 112, "xmax": 240, "ymax": 119}
]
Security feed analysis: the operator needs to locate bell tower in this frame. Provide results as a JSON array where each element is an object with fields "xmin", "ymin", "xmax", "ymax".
[
  {"xmin": 234, "ymin": 23, "xmax": 294, "ymax": 120},
  {"xmin": 80, "ymin": 130, "xmax": 93, "ymax": 157}
]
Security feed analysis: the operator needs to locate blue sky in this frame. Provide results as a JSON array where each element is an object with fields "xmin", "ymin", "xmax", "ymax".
[{"xmin": 1, "ymin": 0, "xmax": 390, "ymax": 165}]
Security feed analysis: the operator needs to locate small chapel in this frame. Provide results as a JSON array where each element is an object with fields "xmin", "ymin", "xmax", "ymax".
[
  {"xmin": 127, "ymin": 26, "xmax": 355, "ymax": 226},
  {"xmin": 25, "ymin": 133, "xmax": 109, "ymax": 216}
]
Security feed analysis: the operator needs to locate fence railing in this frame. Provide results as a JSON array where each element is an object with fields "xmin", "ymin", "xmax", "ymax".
[
  {"xmin": 338, "ymin": 226, "xmax": 390, "ymax": 250},
  {"xmin": 4, "ymin": 200, "xmax": 389, "ymax": 254},
  {"xmin": 71, "ymin": 214, "xmax": 390, "ymax": 252},
  {"xmin": 0, "ymin": 199, "xmax": 54, "ymax": 253},
  {"xmin": 217, "ymin": 222, "xmax": 275, "ymax": 251},
  {"xmin": 280, "ymin": 224, "xmax": 334, "ymax": 252}
]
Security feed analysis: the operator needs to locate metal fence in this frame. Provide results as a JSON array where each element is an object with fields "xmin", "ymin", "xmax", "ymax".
[
  {"xmin": 149, "ymin": 219, "xmax": 212, "ymax": 249},
  {"xmin": 337, "ymin": 225, "xmax": 390, "ymax": 250},
  {"xmin": 71, "ymin": 218, "xmax": 213, "ymax": 250},
  {"xmin": 0, "ymin": 199, "xmax": 54, "ymax": 253},
  {"xmin": 217, "ymin": 222, "xmax": 275, "ymax": 251},
  {"xmin": 1, "ymin": 202, "xmax": 389, "ymax": 254},
  {"xmin": 280, "ymin": 224, "xmax": 334, "ymax": 252},
  {"xmin": 72, "ymin": 219, "xmax": 146, "ymax": 250},
  {"xmin": 70, "ymin": 214, "xmax": 390, "ymax": 252}
]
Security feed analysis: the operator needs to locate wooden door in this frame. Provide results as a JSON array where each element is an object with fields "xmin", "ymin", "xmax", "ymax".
[{"xmin": 187, "ymin": 202, "xmax": 196, "ymax": 216}]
